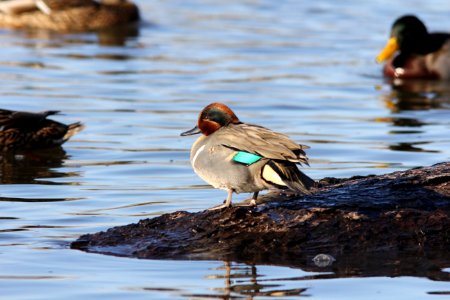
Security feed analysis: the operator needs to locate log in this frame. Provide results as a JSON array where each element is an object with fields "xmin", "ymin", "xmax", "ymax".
[{"xmin": 71, "ymin": 162, "xmax": 450, "ymax": 279}]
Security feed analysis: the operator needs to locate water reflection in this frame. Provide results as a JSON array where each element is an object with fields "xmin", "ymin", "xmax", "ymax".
[
  {"xmin": 376, "ymin": 78, "xmax": 450, "ymax": 154},
  {"xmin": 0, "ymin": 147, "xmax": 75, "ymax": 184},
  {"xmin": 374, "ymin": 116, "xmax": 426, "ymax": 128},
  {"xmin": 388, "ymin": 142, "xmax": 440, "ymax": 153},
  {"xmin": 96, "ymin": 25, "xmax": 140, "ymax": 46},
  {"xmin": 195, "ymin": 262, "xmax": 309, "ymax": 299},
  {"xmin": 190, "ymin": 251, "xmax": 450, "ymax": 299},
  {"xmin": 14, "ymin": 24, "xmax": 140, "ymax": 47},
  {"xmin": 383, "ymin": 78, "xmax": 450, "ymax": 112}
]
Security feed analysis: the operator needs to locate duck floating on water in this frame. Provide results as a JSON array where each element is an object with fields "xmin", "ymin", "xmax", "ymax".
[
  {"xmin": 376, "ymin": 15, "xmax": 450, "ymax": 80},
  {"xmin": 0, "ymin": 109, "xmax": 84, "ymax": 152},
  {"xmin": 181, "ymin": 102, "xmax": 314, "ymax": 210},
  {"xmin": 0, "ymin": 0, "xmax": 139, "ymax": 32}
]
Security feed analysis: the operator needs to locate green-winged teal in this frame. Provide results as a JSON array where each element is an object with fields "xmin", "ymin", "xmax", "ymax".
[{"xmin": 181, "ymin": 102, "xmax": 314, "ymax": 210}]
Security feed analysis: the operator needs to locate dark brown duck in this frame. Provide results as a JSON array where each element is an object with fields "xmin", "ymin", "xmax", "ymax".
[{"xmin": 0, "ymin": 109, "xmax": 84, "ymax": 151}]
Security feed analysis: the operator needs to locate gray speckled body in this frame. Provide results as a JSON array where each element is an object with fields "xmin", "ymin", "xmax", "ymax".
[
  {"xmin": 191, "ymin": 134, "xmax": 269, "ymax": 194},
  {"xmin": 189, "ymin": 122, "xmax": 313, "ymax": 195}
]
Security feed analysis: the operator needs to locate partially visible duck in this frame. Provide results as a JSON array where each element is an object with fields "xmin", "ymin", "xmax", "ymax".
[
  {"xmin": 376, "ymin": 15, "xmax": 450, "ymax": 80},
  {"xmin": 0, "ymin": 109, "xmax": 84, "ymax": 151},
  {"xmin": 181, "ymin": 102, "xmax": 314, "ymax": 210},
  {"xmin": 0, "ymin": 0, "xmax": 139, "ymax": 32}
]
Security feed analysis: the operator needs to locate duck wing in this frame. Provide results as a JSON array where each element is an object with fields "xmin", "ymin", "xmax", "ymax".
[{"xmin": 215, "ymin": 123, "xmax": 310, "ymax": 165}]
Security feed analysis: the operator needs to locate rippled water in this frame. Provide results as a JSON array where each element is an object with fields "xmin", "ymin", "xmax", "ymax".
[{"xmin": 1, "ymin": 0, "xmax": 449, "ymax": 299}]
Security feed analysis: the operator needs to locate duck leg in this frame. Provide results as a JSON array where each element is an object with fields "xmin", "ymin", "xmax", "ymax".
[
  {"xmin": 208, "ymin": 189, "xmax": 233, "ymax": 210},
  {"xmin": 249, "ymin": 191, "xmax": 259, "ymax": 206},
  {"xmin": 235, "ymin": 191, "xmax": 259, "ymax": 207}
]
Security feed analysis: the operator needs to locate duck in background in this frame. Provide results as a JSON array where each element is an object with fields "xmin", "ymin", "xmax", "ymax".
[
  {"xmin": 376, "ymin": 15, "xmax": 450, "ymax": 80},
  {"xmin": 0, "ymin": 109, "xmax": 84, "ymax": 152},
  {"xmin": 0, "ymin": 0, "xmax": 139, "ymax": 32},
  {"xmin": 181, "ymin": 102, "xmax": 314, "ymax": 210}
]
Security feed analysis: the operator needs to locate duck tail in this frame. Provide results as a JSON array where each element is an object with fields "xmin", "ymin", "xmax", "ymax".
[
  {"xmin": 266, "ymin": 160, "xmax": 315, "ymax": 194},
  {"xmin": 43, "ymin": 110, "xmax": 60, "ymax": 117},
  {"xmin": 64, "ymin": 122, "xmax": 84, "ymax": 141}
]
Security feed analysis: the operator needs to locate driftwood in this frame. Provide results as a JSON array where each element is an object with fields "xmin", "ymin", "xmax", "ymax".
[{"xmin": 72, "ymin": 162, "xmax": 450, "ymax": 280}]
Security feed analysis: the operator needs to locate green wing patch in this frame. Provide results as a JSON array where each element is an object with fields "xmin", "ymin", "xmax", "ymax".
[{"xmin": 233, "ymin": 151, "xmax": 262, "ymax": 165}]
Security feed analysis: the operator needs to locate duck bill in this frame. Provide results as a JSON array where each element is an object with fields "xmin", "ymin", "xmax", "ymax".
[
  {"xmin": 181, "ymin": 125, "xmax": 202, "ymax": 136},
  {"xmin": 376, "ymin": 37, "xmax": 399, "ymax": 63}
]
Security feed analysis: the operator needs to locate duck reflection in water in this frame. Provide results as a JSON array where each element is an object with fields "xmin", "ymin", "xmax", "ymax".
[
  {"xmin": 375, "ymin": 78, "xmax": 449, "ymax": 155},
  {"xmin": 0, "ymin": 147, "xmax": 72, "ymax": 184},
  {"xmin": 15, "ymin": 19, "xmax": 140, "ymax": 47},
  {"xmin": 202, "ymin": 262, "xmax": 308, "ymax": 299},
  {"xmin": 197, "ymin": 253, "xmax": 450, "ymax": 299},
  {"xmin": 383, "ymin": 78, "xmax": 450, "ymax": 113}
]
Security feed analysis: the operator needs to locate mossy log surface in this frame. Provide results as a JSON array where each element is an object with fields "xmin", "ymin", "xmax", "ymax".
[{"xmin": 72, "ymin": 162, "xmax": 450, "ymax": 279}]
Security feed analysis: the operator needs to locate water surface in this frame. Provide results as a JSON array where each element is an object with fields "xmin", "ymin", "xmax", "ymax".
[{"xmin": 0, "ymin": 0, "xmax": 449, "ymax": 299}]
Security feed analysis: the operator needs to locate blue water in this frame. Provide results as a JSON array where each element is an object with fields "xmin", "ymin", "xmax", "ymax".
[{"xmin": 0, "ymin": 0, "xmax": 449, "ymax": 299}]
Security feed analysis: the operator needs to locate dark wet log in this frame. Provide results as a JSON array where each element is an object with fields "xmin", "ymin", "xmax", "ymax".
[{"xmin": 72, "ymin": 162, "xmax": 450, "ymax": 278}]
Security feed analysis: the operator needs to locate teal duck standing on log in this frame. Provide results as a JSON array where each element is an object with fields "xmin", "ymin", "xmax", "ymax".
[
  {"xmin": 181, "ymin": 103, "xmax": 314, "ymax": 210},
  {"xmin": 0, "ymin": 109, "xmax": 84, "ymax": 152},
  {"xmin": 0, "ymin": 0, "xmax": 139, "ymax": 32},
  {"xmin": 376, "ymin": 15, "xmax": 450, "ymax": 79}
]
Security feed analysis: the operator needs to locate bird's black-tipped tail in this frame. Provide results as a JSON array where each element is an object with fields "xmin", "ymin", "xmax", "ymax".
[
  {"xmin": 267, "ymin": 160, "xmax": 315, "ymax": 194},
  {"xmin": 63, "ymin": 122, "xmax": 85, "ymax": 142}
]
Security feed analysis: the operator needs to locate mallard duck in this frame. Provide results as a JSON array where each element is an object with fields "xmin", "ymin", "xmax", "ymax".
[
  {"xmin": 0, "ymin": 109, "xmax": 84, "ymax": 151},
  {"xmin": 181, "ymin": 102, "xmax": 314, "ymax": 210},
  {"xmin": 376, "ymin": 15, "xmax": 450, "ymax": 80},
  {"xmin": 0, "ymin": 0, "xmax": 139, "ymax": 32}
]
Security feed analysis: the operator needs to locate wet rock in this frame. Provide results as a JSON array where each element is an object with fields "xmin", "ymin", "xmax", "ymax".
[{"xmin": 72, "ymin": 162, "xmax": 450, "ymax": 276}]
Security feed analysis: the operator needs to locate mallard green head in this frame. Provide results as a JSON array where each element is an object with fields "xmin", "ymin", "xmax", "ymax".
[{"xmin": 376, "ymin": 15, "xmax": 428, "ymax": 63}]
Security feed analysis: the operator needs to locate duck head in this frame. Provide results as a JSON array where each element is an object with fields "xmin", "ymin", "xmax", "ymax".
[
  {"xmin": 181, "ymin": 103, "xmax": 240, "ymax": 136},
  {"xmin": 376, "ymin": 15, "xmax": 428, "ymax": 64}
]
